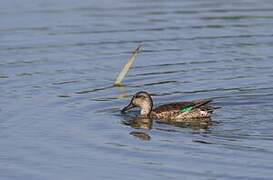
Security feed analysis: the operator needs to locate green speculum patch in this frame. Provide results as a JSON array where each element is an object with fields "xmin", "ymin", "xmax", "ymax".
[{"xmin": 179, "ymin": 105, "xmax": 193, "ymax": 113}]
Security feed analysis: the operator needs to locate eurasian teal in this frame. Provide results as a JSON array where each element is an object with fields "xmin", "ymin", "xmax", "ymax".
[{"xmin": 121, "ymin": 91, "xmax": 218, "ymax": 122}]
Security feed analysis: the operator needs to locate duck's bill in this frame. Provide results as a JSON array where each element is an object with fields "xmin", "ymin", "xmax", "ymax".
[{"xmin": 121, "ymin": 103, "xmax": 135, "ymax": 113}]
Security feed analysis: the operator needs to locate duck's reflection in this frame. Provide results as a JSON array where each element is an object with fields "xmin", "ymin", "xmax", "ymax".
[
  {"xmin": 122, "ymin": 115, "xmax": 212, "ymax": 141},
  {"xmin": 130, "ymin": 131, "xmax": 151, "ymax": 141},
  {"xmin": 122, "ymin": 116, "xmax": 153, "ymax": 129},
  {"xmin": 122, "ymin": 116, "xmax": 152, "ymax": 141}
]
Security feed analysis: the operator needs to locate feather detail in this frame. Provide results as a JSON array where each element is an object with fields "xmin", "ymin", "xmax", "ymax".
[{"xmin": 179, "ymin": 105, "xmax": 193, "ymax": 113}]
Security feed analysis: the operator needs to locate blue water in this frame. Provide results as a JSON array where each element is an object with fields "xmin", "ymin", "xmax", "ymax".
[{"xmin": 1, "ymin": 0, "xmax": 273, "ymax": 179}]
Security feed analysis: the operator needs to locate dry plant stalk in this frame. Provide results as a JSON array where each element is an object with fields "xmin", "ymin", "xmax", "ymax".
[{"xmin": 114, "ymin": 44, "xmax": 143, "ymax": 86}]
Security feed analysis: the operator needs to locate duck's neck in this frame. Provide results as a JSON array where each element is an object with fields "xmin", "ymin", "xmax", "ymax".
[
  {"xmin": 139, "ymin": 95, "xmax": 153, "ymax": 117},
  {"xmin": 140, "ymin": 104, "xmax": 152, "ymax": 116}
]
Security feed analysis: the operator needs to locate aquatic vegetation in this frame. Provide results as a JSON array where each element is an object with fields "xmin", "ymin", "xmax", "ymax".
[{"xmin": 114, "ymin": 44, "xmax": 143, "ymax": 86}]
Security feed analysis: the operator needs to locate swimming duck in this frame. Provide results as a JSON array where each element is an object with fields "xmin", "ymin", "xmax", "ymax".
[{"xmin": 121, "ymin": 91, "xmax": 218, "ymax": 122}]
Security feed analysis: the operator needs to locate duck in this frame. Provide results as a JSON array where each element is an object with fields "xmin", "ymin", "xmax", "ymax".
[{"xmin": 121, "ymin": 91, "xmax": 218, "ymax": 122}]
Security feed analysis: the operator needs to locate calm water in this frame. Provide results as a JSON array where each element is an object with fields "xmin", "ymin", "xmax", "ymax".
[{"xmin": 1, "ymin": 0, "xmax": 273, "ymax": 179}]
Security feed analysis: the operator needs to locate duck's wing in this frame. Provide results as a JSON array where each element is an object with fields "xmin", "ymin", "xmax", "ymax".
[
  {"xmin": 153, "ymin": 99, "xmax": 213, "ymax": 113},
  {"xmin": 191, "ymin": 99, "xmax": 213, "ymax": 109}
]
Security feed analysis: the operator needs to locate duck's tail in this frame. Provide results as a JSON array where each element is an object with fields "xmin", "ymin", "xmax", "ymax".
[{"xmin": 193, "ymin": 99, "xmax": 221, "ymax": 113}]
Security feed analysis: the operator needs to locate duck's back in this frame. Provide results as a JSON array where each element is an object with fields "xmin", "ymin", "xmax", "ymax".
[{"xmin": 151, "ymin": 99, "xmax": 214, "ymax": 121}]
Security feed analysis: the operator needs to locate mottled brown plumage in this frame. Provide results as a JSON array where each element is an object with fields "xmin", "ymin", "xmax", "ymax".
[{"xmin": 122, "ymin": 91, "xmax": 218, "ymax": 122}]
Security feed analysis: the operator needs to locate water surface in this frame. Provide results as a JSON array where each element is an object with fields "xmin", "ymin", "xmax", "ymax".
[{"xmin": 1, "ymin": 0, "xmax": 273, "ymax": 179}]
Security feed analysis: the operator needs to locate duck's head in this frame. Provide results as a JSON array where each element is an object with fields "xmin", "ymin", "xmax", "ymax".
[{"xmin": 121, "ymin": 91, "xmax": 153, "ymax": 116}]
